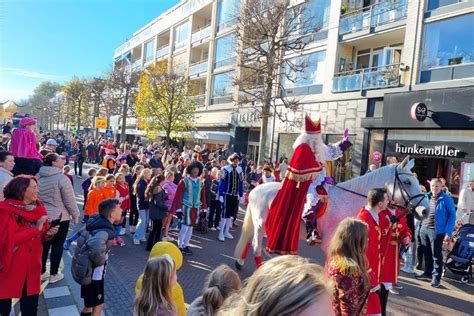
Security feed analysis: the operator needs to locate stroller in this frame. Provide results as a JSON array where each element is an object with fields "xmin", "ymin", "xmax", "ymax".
[{"xmin": 444, "ymin": 223, "xmax": 474, "ymax": 283}]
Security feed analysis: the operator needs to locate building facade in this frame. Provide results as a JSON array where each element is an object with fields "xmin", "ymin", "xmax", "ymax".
[{"xmin": 113, "ymin": 0, "xmax": 473, "ymax": 195}]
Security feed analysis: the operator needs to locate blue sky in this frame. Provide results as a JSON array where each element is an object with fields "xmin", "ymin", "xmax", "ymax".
[{"xmin": 0, "ymin": 0, "xmax": 179, "ymax": 102}]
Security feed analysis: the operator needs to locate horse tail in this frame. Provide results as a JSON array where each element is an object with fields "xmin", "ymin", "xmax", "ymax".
[{"xmin": 234, "ymin": 202, "xmax": 254, "ymax": 260}]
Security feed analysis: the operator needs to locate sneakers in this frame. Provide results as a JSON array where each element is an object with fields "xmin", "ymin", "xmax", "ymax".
[
  {"xmin": 224, "ymin": 232, "xmax": 234, "ymax": 240},
  {"xmin": 140, "ymin": 237, "xmax": 147, "ymax": 242},
  {"xmin": 393, "ymin": 283, "xmax": 403, "ymax": 289},
  {"xmin": 49, "ymin": 273, "xmax": 64, "ymax": 284},
  {"xmin": 209, "ymin": 227, "xmax": 217, "ymax": 231},
  {"xmin": 217, "ymin": 234, "xmax": 225, "ymax": 242},
  {"xmin": 133, "ymin": 239, "xmax": 141, "ymax": 245},
  {"xmin": 130, "ymin": 226, "xmax": 136, "ymax": 233},
  {"xmin": 63, "ymin": 239, "xmax": 72, "ymax": 250},
  {"xmin": 162, "ymin": 235, "xmax": 175, "ymax": 242},
  {"xmin": 181, "ymin": 246, "xmax": 192, "ymax": 255},
  {"xmin": 415, "ymin": 273, "xmax": 432, "ymax": 281},
  {"xmin": 119, "ymin": 228, "xmax": 126, "ymax": 236},
  {"xmin": 431, "ymin": 279, "xmax": 441, "ymax": 288},
  {"xmin": 41, "ymin": 271, "xmax": 50, "ymax": 281},
  {"xmin": 401, "ymin": 266, "xmax": 415, "ymax": 274},
  {"xmin": 115, "ymin": 237, "xmax": 125, "ymax": 247},
  {"xmin": 389, "ymin": 287, "xmax": 400, "ymax": 295}
]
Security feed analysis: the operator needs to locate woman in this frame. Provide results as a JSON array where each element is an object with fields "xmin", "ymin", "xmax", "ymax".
[
  {"xmin": 326, "ymin": 218, "xmax": 370, "ymax": 316},
  {"xmin": 187, "ymin": 265, "xmax": 241, "ymax": 316},
  {"xmin": 145, "ymin": 175, "xmax": 168, "ymax": 251},
  {"xmin": 0, "ymin": 175, "xmax": 59, "ymax": 315},
  {"xmin": 218, "ymin": 255, "xmax": 334, "ymax": 316},
  {"xmin": 37, "ymin": 153, "xmax": 80, "ymax": 283},
  {"xmin": 74, "ymin": 140, "xmax": 86, "ymax": 178},
  {"xmin": 133, "ymin": 168, "xmax": 152, "ymax": 245},
  {"xmin": 10, "ymin": 117, "xmax": 42, "ymax": 176},
  {"xmin": 128, "ymin": 165, "xmax": 144, "ymax": 233}
]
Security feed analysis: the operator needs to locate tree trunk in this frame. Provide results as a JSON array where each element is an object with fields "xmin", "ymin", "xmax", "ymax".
[
  {"xmin": 94, "ymin": 101, "xmax": 100, "ymax": 139},
  {"xmin": 120, "ymin": 88, "xmax": 129, "ymax": 143},
  {"xmin": 77, "ymin": 98, "xmax": 81, "ymax": 132},
  {"xmin": 258, "ymin": 113, "xmax": 269, "ymax": 165}
]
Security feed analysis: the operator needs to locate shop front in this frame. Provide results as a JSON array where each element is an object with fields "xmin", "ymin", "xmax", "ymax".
[{"xmin": 362, "ymin": 87, "xmax": 474, "ymax": 201}]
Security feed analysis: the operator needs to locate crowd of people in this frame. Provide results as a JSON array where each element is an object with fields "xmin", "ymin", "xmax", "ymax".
[{"xmin": 0, "ymin": 116, "xmax": 472, "ymax": 316}]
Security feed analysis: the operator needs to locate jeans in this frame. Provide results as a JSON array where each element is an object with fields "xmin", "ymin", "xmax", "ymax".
[
  {"xmin": 146, "ymin": 219, "xmax": 163, "ymax": 251},
  {"xmin": 42, "ymin": 220, "xmax": 70, "ymax": 275},
  {"xmin": 74, "ymin": 158, "xmax": 84, "ymax": 176},
  {"xmin": 134, "ymin": 209, "xmax": 149, "ymax": 241},
  {"xmin": 208, "ymin": 200, "xmax": 222, "ymax": 228},
  {"xmin": 420, "ymin": 225, "xmax": 445, "ymax": 281},
  {"xmin": 0, "ymin": 281, "xmax": 39, "ymax": 316}
]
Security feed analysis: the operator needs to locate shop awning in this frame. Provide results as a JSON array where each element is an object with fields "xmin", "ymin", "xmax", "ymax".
[{"xmin": 190, "ymin": 131, "xmax": 232, "ymax": 142}]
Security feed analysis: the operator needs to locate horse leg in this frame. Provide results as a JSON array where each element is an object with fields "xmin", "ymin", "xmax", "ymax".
[
  {"xmin": 234, "ymin": 204, "xmax": 254, "ymax": 270},
  {"xmin": 253, "ymin": 226, "xmax": 265, "ymax": 268}
]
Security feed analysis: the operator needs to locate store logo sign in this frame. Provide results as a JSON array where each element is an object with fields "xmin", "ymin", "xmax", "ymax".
[{"xmin": 395, "ymin": 143, "xmax": 461, "ymax": 157}]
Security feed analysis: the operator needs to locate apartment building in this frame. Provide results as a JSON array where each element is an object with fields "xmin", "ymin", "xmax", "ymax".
[{"xmin": 113, "ymin": 0, "xmax": 473, "ymax": 194}]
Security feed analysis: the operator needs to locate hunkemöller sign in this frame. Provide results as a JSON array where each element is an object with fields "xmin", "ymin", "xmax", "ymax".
[{"xmin": 395, "ymin": 143, "xmax": 461, "ymax": 158}]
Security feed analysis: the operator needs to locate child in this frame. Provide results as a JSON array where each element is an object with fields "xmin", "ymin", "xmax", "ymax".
[
  {"xmin": 81, "ymin": 168, "xmax": 97, "ymax": 215},
  {"xmin": 188, "ymin": 264, "xmax": 241, "ymax": 316},
  {"xmin": 64, "ymin": 176, "xmax": 106, "ymax": 250},
  {"xmin": 102, "ymin": 149, "xmax": 116, "ymax": 174},
  {"xmin": 72, "ymin": 199, "xmax": 122, "ymax": 316},
  {"xmin": 63, "ymin": 165, "xmax": 73, "ymax": 185},
  {"xmin": 326, "ymin": 218, "xmax": 371, "ymax": 316},
  {"xmin": 97, "ymin": 167, "xmax": 109, "ymax": 178},
  {"xmin": 162, "ymin": 170, "xmax": 177, "ymax": 241},
  {"xmin": 208, "ymin": 167, "xmax": 221, "ymax": 231},
  {"xmin": 115, "ymin": 173, "xmax": 130, "ymax": 237},
  {"xmin": 133, "ymin": 254, "xmax": 178, "ymax": 316}
]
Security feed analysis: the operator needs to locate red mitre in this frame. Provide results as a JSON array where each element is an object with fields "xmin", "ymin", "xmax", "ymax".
[{"xmin": 305, "ymin": 115, "xmax": 321, "ymax": 134}]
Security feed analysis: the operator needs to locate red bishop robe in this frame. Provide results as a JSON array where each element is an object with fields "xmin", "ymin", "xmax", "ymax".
[
  {"xmin": 380, "ymin": 208, "xmax": 412, "ymax": 284},
  {"xmin": 356, "ymin": 206, "xmax": 389, "ymax": 315},
  {"xmin": 265, "ymin": 143, "xmax": 322, "ymax": 255}
]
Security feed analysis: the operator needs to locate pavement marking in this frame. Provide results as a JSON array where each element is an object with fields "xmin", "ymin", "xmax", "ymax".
[
  {"xmin": 43, "ymin": 286, "xmax": 70, "ymax": 299},
  {"xmin": 48, "ymin": 305, "xmax": 80, "ymax": 316}
]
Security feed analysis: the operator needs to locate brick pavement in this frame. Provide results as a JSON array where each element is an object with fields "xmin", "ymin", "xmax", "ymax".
[{"xmin": 57, "ymin": 163, "xmax": 474, "ymax": 316}]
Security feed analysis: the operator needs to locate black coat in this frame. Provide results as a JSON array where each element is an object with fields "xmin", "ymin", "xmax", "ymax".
[{"xmin": 149, "ymin": 187, "xmax": 168, "ymax": 220}]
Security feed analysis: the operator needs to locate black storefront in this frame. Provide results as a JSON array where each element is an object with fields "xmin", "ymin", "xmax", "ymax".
[{"xmin": 361, "ymin": 86, "xmax": 474, "ymax": 200}]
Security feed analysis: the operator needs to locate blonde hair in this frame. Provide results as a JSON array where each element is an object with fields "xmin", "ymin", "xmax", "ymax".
[
  {"xmin": 202, "ymin": 265, "xmax": 241, "ymax": 316},
  {"xmin": 89, "ymin": 176, "xmax": 106, "ymax": 191},
  {"xmin": 164, "ymin": 170, "xmax": 174, "ymax": 181},
  {"xmin": 115, "ymin": 173, "xmax": 125, "ymax": 182},
  {"xmin": 218, "ymin": 255, "xmax": 331, "ymax": 316},
  {"xmin": 327, "ymin": 218, "xmax": 370, "ymax": 293},
  {"xmin": 133, "ymin": 168, "xmax": 152, "ymax": 195},
  {"xmin": 134, "ymin": 255, "xmax": 176, "ymax": 316},
  {"xmin": 97, "ymin": 167, "xmax": 108, "ymax": 177}
]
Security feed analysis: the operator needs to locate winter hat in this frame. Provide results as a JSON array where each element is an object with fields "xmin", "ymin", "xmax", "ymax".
[{"xmin": 20, "ymin": 117, "xmax": 36, "ymax": 127}]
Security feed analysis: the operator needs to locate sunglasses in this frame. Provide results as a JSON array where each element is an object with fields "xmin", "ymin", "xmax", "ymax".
[{"xmin": 59, "ymin": 155, "xmax": 67, "ymax": 160}]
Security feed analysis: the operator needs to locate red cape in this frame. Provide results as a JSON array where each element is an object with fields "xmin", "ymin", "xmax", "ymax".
[{"xmin": 264, "ymin": 143, "xmax": 322, "ymax": 254}]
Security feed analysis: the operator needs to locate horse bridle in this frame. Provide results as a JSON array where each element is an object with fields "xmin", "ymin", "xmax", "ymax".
[{"xmin": 332, "ymin": 164, "xmax": 425, "ymax": 212}]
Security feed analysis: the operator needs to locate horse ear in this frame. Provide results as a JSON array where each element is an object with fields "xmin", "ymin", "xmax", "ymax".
[
  {"xmin": 406, "ymin": 158, "xmax": 415, "ymax": 171},
  {"xmin": 399, "ymin": 156, "xmax": 410, "ymax": 168}
]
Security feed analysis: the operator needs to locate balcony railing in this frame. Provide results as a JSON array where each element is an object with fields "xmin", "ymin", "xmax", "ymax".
[
  {"xmin": 131, "ymin": 60, "xmax": 142, "ymax": 70},
  {"xmin": 190, "ymin": 94, "xmax": 206, "ymax": 106},
  {"xmin": 210, "ymin": 95, "xmax": 233, "ymax": 105},
  {"xmin": 191, "ymin": 25, "xmax": 211, "ymax": 43},
  {"xmin": 332, "ymin": 63, "xmax": 400, "ymax": 92},
  {"xmin": 189, "ymin": 60, "xmax": 208, "ymax": 76},
  {"xmin": 174, "ymin": 64, "xmax": 186, "ymax": 75},
  {"xmin": 339, "ymin": 0, "xmax": 407, "ymax": 35},
  {"xmin": 214, "ymin": 57, "xmax": 236, "ymax": 69},
  {"xmin": 156, "ymin": 45, "xmax": 169, "ymax": 58}
]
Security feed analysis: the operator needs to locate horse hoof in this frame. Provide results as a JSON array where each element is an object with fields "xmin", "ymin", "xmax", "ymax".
[{"xmin": 235, "ymin": 260, "xmax": 243, "ymax": 270}]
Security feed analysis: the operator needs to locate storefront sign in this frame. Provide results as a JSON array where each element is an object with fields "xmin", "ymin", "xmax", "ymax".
[
  {"xmin": 394, "ymin": 143, "xmax": 462, "ymax": 158},
  {"xmin": 410, "ymin": 103, "xmax": 428, "ymax": 122}
]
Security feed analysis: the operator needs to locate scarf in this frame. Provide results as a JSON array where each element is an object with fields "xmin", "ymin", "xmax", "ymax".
[{"xmin": 0, "ymin": 199, "xmax": 47, "ymax": 274}]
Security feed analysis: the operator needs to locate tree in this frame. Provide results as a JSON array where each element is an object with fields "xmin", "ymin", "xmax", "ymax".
[
  {"xmin": 26, "ymin": 81, "xmax": 62, "ymax": 130},
  {"xmin": 234, "ymin": 0, "xmax": 322, "ymax": 164},
  {"xmin": 62, "ymin": 77, "xmax": 90, "ymax": 131},
  {"xmin": 106, "ymin": 66, "xmax": 139, "ymax": 142},
  {"xmin": 135, "ymin": 62, "xmax": 196, "ymax": 146}
]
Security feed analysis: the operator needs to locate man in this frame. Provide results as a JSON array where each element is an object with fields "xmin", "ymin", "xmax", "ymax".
[
  {"xmin": 126, "ymin": 148, "xmax": 140, "ymax": 168},
  {"xmin": 149, "ymin": 151, "xmax": 164, "ymax": 169},
  {"xmin": 43, "ymin": 138, "xmax": 59, "ymax": 153},
  {"xmin": 218, "ymin": 153, "xmax": 244, "ymax": 242},
  {"xmin": 379, "ymin": 207, "xmax": 411, "ymax": 314},
  {"xmin": 264, "ymin": 115, "xmax": 351, "ymax": 254},
  {"xmin": 2, "ymin": 121, "xmax": 12, "ymax": 135},
  {"xmin": 72, "ymin": 199, "xmax": 122, "ymax": 316},
  {"xmin": 170, "ymin": 161, "xmax": 207, "ymax": 255},
  {"xmin": 416, "ymin": 178, "xmax": 455, "ymax": 288},
  {"xmin": 458, "ymin": 180, "xmax": 473, "ymax": 224},
  {"xmin": 356, "ymin": 188, "xmax": 390, "ymax": 316},
  {"xmin": 0, "ymin": 151, "xmax": 15, "ymax": 201}
]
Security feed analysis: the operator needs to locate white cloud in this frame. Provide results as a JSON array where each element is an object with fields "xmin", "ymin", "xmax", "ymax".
[
  {"xmin": 0, "ymin": 67, "xmax": 64, "ymax": 80},
  {"xmin": 0, "ymin": 88, "xmax": 33, "ymax": 102}
]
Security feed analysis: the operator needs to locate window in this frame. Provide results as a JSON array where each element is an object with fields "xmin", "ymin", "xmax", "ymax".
[
  {"xmin": 304, "ymin": 0, "xmax": 330, "ymax": 30},
  {"xmin": 427, "ymin": 0, "xmax": 466, "ymax": 11},
  {"xmin": 420, "ymin": 14, "xmax": 474, "ymax": 82},
  {"xmin": 144, "ymin": 40, "xmax": 155, "ymax": 63},
  {"xmin": 217, "ymin": 0, "xmax": 239, "ymax": 31},
  {"xmin": 214, "ymin": 34, "xmax": 237, "ymax": 69},
  {"xmin": 211, "ymin": 71, "xmax": 234, "ymax": 104},
  {"xmin": 282, "ymin": 50, "xmax": 326, "ymax": 95},
  {"xmin": 173, "ymin": 21, "xmax": 189, "ymax": 52}
]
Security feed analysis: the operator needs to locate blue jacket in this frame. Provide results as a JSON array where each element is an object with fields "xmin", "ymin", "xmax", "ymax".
[
  {"xmin": 219, "ymin": 165, "xmax": 244, "ymax": 198},
  {"xmin": 425, "ymin": 191, "xmax": 456, "ymax": 237}
]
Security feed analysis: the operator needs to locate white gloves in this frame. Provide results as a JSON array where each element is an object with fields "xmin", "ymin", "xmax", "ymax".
[
  {"xmin": 219, "ymin": 196, "xmax": 224, "ymax": 203},
  {"xmin": 240, "ymin": 196, "xmax": 244, "ymax": 205}
]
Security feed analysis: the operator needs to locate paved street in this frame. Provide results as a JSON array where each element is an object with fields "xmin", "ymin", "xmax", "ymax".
[{"xmin": 38, "ymin": 163, "xmax": 474, "ymax": 315}]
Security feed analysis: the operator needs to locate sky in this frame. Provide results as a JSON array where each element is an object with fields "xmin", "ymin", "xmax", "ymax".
[{"xmin": 0, "ymin": 0, "xmax": 180, "ymax": 103}]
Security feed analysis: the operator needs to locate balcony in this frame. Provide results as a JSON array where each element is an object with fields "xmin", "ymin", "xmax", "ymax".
[
  {"xmin": 339, "ymin": 0, "xmax": 407, "ymax": 36},
  {"xmin": 214, "ymin": 57, "xmax": 236, "ymax": 70},
  {"xmin": 191, "ymin": 25, "xmax": 211, "ymax": 44},
  {"xmin": 210, "ymin": 95, "xmax": 233, "ymax": 105},
  {"xmin": 332, "ymin": 63, "xmax": 400, "ymax": 93},
  {"xmin": 131, "ymin": 60, "xmax": 142, "ymax": 71},
  {"xmin": 189, "ymin": 60, "xmax": 208, "ymax": 76},
  {"xmin": 156, "ymin": 45, "xmax": 169, "ymax": 58}
]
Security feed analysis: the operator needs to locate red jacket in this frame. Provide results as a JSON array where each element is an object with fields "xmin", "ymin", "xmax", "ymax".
[
  {"xmin": 356, "ymin": 206, "xmax": 388, "ymax": 315},
  {"xmin": 115, "ymin": 183, "xmax": 130, "ymax": 211},
  {"xmin": 0, "ymin": 200, "xmax": 49, "ymax": 298},
  {"xmin": 380, "ymin": 208, "xmax": 412, "ymax": 283}
]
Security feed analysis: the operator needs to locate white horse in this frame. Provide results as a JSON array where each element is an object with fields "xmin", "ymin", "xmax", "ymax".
[{"xmin": 234, "ymin": 156, "xmax": 430, "ymax": 269}]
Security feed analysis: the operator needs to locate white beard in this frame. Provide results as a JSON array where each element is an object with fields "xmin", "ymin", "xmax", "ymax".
[{"xmin": 293, "ymin": 133, "xmax": 326, "ymax": 162}]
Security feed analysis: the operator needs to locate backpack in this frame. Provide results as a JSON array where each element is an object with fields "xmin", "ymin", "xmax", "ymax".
[{"xmin": 71, "ymin": 228, "xmax": 109, "ymax": 285}]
